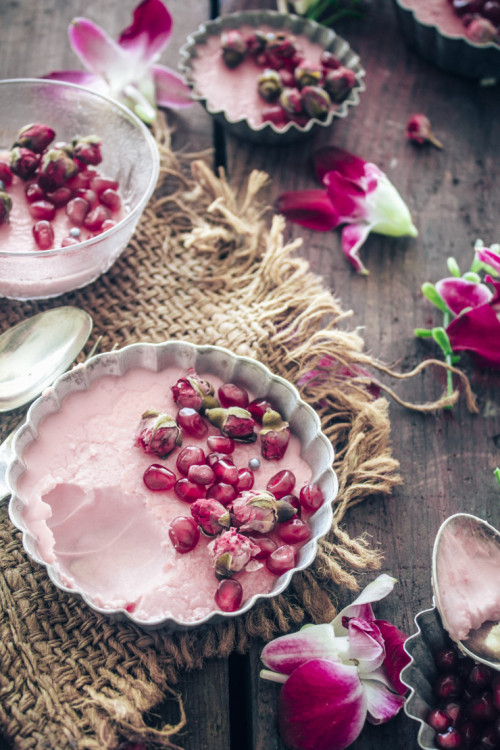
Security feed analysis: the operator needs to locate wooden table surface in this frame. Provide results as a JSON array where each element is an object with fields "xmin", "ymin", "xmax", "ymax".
[{"xmin": 1, "ymin": 0, "xmax": 500, "ymax": 748}]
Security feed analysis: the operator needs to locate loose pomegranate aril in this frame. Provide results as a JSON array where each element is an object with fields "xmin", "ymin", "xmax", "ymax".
[
  {"xmin": 83, "ymin": 204, "xmax": 111, "ymax": 231},
  {"xmin": 46, "ymin": 186, "xmax": 74, "ymax": 207},
  {"xmin": 435, "ymin": 727, "xmax": 463, "ymax": 749},
  {"xmin": 267, "ymin": 469, "xmax": 296, "ymax": 499},
  {"xmin": 76, "ymin": 188, "xmax": 99, "ymax": 208},
  {"xmin": 187, "ymin": 463, "xmax": 215, "ymax": 485},
  {"xmin": 299, "ymin": 483, "xmax": 325, "ymax": 511},
  {"xmin": 466, "ymin": 690, "xmax": 496, "ymax": 722},
  {"xmin": 206, "ymin": 451, "xmax": 226, "ymax": 467},
  {"xmin": 215, "ymin": 578, "xmax": 243, "ymax": 612},
  {"xmin": 427, "ymin": 709, "xmax": 452, "ymax": 733},
  {"xmin": 99, "ymin": 188, "xmax": 121, "ymax": 211},
  {"xmin": 25, "ymin": 182, "xmax": 45, "ymax": 203},
  {"xmin": 90, "ymin": 175, "xmax": 119, "ymax": 194},
  {"xmin": 218, "ymin": 383, "xmax": 249, "ymax": 409},
  {"xmin": 174, "ymin": 478, "xmax": 206, "ymax": 503},
  {"xmin": 459, "ymin": 720, "xmax": 478, "ymax": 746},
  {"xmin": 176, "ymin": 445, "xmax": 206, "ymax": 475},
  {"xmin": 442, "ymin": 701, "xmax": 461, "ymax": 727},
  {"xmin": 492, "ymin": 675, "xmax": 500, "ymax": 710},
  {"xmin": 206, "ymin": 482, "xmax": 237, "ymax": 506},
  {"xmin": 207, "ymin": 435, "xmax": 235, "ymax": 454},
  {"xmin": 66, "ymin": 196, "xmax": 90, "ymax": 225},
  {"xmin": 434, "ymin": 674, "xmax": 462, "ymax": 700},
  {"xmin": 236, "ymin": 467, "xmax": 254, "ymax": 491},
  {"xmin": 61, "ymin": 236, "xmax": 80, "ymax": 247},
  {"xmin": 100, "ymin": 219, "xmax": 117, "ymax": 232},
  {"xmin": 29, "ymin": 200, "xmax": 56, "ymax": 221},
  {"xmin": 168, "ymin": 516, "xmax": 200, "ymax": 553},
  {"xmin": 212, "ymin": 457, "xmax": 239, "ymax": 485},
  {"xmin": 478, "ymin": 725, "xmax": 498, "ymax": 749},
  {"xmin": 177, "ymin": 407, "xmax": 208, "ymax": 438},
  {"xmin": 0, "ymin": 161, "xmax": 13, "ymax": 186},
  {"xmin": 266, "ymin": 544, "xmax": 296, "ymax": 575},
  {"xmin": 247, "ymin": 398, "xmax": 273, "ymax": 422},
  {"xmin": 67, "ymin": 169, "xmax": 97, "ymax": 191},
  {"xmin": 32, "ymin": 220, "xmax": 54, "ymax": 250},
  {"xmin": 435, "ymin": 648, "xmax": 460, "ymax": 673},
  {"xmin": 277, "ymin": 517, "xmax": 312, "ymax": 544},
  {"xmin": 247, "ymin": 535, "xmax": 278, "ymax": 560},
  {"xmin": 468, "ymin": 664, "xmax": 492, "ymax": 693},
  {"xmin": 143, "ymin": 463, "xmax": 176, "ymax": 491}
]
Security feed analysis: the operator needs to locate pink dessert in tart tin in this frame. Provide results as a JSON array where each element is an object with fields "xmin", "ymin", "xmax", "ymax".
[
  {"xmin": 179, "ymin": 10, "xmax": 365, "ymax": 145},
  {"xmin": 7, "ymin": 341, "xmax": 338, "ymax": 631},
  {"xmin": 393, "ymin": 0, "xmax": 500, "ymax": 81}
]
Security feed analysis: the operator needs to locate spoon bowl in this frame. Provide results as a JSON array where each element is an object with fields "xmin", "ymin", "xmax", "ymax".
[
  {"xmin": 0, "ymin": 307, "xmax": 93, "ymax": 412},
  {"xmin": 432, "ymin": 512, "xmax": 500, "ymax": 670}
]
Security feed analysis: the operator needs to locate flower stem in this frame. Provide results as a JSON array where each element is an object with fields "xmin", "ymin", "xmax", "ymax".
[{"xmin": 443, "ymin": 311, "xmax": 453, "ymax": 404}]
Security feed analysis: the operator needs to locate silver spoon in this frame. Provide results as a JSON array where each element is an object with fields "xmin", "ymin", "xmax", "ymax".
[
  {"xmin": 0, "ymin": 307, "xmax": 93, "ymax": 500},
  {"xmin": 432, "ymin": 513, "xmax": 500, "ymax": 670}
]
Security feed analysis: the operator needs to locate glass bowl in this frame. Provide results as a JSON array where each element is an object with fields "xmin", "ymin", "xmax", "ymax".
[
  {"xmin": 179, "ymin": 10, "xmax": 365, "ymax": 145},
  {"xmin": 7, "ymin": 341, "xmax": 338, "ymax": 631},
  {"xmin": 392, "ymin": 0, "xmax": 500, "ymax": 81},
  {"xmin": 0, "ymin": 79, "xmax": 159, "ymax": 300}
]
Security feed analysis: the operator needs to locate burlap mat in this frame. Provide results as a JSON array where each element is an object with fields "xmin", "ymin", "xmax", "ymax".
[{"xmin": 0, "ymin": 123, "xmax": 401, "ymax": 750}]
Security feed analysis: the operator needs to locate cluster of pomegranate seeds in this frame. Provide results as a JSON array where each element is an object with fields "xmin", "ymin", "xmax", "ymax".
[
  {"xmin": 136, "ymin": 370, "xmax": 327, "ymax": 613},
  {"xmin": 0, "ymin": 121, "xmax": 122, "ymax": 249},
  {"xmin": 427, "ymin": 640, "xmax": 500, "ymax": 748},
  {"xmin": 448, "ymin": 0, "xmax": 500, "ymax": 42},
  {"xmin": 219, "ymin": 28, "xmax": 357, "ymax": 127}
]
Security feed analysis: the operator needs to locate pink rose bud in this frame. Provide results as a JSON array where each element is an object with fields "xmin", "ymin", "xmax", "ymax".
[
  {"xmin": 230, "ymin": 490, "xmax": 278, "ymax": 534},
  {"xmin": 38, "ymin": 148, "xmax": 79, "ymax": 191},
  {"xmin": 171, "ymin": 368, "xmax": 217, "ymax": 411},
  {"xmin": 190, "ymin": 498, "xmax": 231, "ymax": 536},
  {"xmin": 323, "ymin": 66, "xmax": 356, "ymax": 103},
  {"xmin": 136, "ymin": 409, "xmax": 182, "ymax": 458},
  {"xmin": 206, "ymin": 406, "xmax": 256, "ymax": 443},
  {"xmin": 13, "ymin": 122, "xmax": 56, "ymax": 153},
  {"xmin": 9, "ymin": 146, "xmax": 40, "ymax": 179},
  {"xmin": 208, "ymin": 527, "xmax": 260, "ymax": 578},
  {"xmin": 260, "ymin": 409, "xmax": 290, "ymax": 460},
  {"xmin": 406, "ymin": 114, "xmax": 443, "ymax": 149},
  {"xmin": 72, "ymin": 135, "xmax": 103, "ymax": 166},
  {"xmin": 0, "ymin": 192, "xmax": 12, "ymax": 225}
]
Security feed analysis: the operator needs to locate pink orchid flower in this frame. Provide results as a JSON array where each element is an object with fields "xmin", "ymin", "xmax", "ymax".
[
  {"xmin": 45, "ymin": 0, "xmax": 192, "ymax": 124},
  {"xmin": 260, "ymin": 574, "xmax": 409, "ymax": 750},
  {"xmin": 276, "ymin": 147, "xmax": 418, "ymax": 275}
]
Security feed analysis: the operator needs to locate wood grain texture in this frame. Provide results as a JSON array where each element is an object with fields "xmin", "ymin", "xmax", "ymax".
[{"xmin": 1, "ymin": 0, "xmax": 500, "ymax": 748}]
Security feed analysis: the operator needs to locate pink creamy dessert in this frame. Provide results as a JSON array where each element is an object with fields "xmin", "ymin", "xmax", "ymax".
[
  {"xmin": 16, "ymin": 366, "xmax": 316, "ymax": 624},
  {"xmin": 397, "ymin": 0, "xmax": 500, "ymax": 43}
]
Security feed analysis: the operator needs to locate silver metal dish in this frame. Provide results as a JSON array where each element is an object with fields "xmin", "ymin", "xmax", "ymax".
[
  {"xmin": 179, "ymin": 10, "xmax": 365, "ymax": 145},
  {"xmin": 7, "ymin": 341, "xmax": 338, "ymax": 631}
]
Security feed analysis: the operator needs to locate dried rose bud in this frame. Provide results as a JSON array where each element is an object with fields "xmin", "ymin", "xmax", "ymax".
[
  {"xmin": 406, "ymin": 114, "xmax": 443, "ymax": 149},
  {"xmin": 72, "ymin": 135, "xmax": 103, "ymax": 166},
  {"xmin": 9, "ymin": 147, "xmax": 40, "ymax": 179},
  {"xmin": 13, "ymin": 122, "xmax": 55, "ymax": 153},
  {"xmin": 294, "ymin": 60, "xmax": 323, "ymax": 88},
  {"xmin": 136, "ymin": 409, "xmax": 182, "ymax": 458},
  {"xmin": 246, "ymin": 30, "xmax": 268, "ymax": 57},
  {"xmin": 265, "ymin": 32, "xmax": 300, "ymax": 68},
  {"xmin": 320, "ymin": 50, "xmax": 342, "ymax": 71},
  {"xmin": 279, "ymin": 87, "xmax": 304, "ymax": 116},
  {"xmin": 230, "ymin": 490, "xmax": 278, "ymax": 534},
  {"xmin": 171, "ymin": 368, "xmax": 218, "ymax": 411},
  {"xmin": 260, "ymin": 409, "xmax": 290, "ymax": 460},
  {"xmin": 208, "ymin": 527, "xmax": 260, "ymax": 578},
  {"xmin": 221, "ymin": 29, "xmax": 246, "ymax": 68},
  {"xmin": 190, "ymin": 498, "xmax": 230, "ymax": 536},
  {"xmin": 323, "ymin": 66, "xmax": 356, "ymax": 103},
  {"xmin": 0, "ymin": 191, "xmax": 12, "ymax": 225},
  {"xmin": 38, "ymin": 148, "xmax": 79, "ymax": 192},
  {"xmin": 466, "ymin": 17, "xmax": 498, "ymax": 43},
  {"xmin": 205, "ymin": 406, "xmax": 256, "ymax": 443},
  {"xmin": 0, "ymin": 161, "xmax": 14, "ymax": 186},
  {"xmin": 257, "ymin": 69, "xmax": 283, "ymax": 102},
  {"xmin": 261, "ymin": 105, "xmax": 288, "ymax": 128},
  {"xmin": 301, "ymin": 85, "xmax": 331, "ymax": 120}
]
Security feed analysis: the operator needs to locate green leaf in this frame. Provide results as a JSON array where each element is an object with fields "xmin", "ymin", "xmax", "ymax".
[
  {"xmin": 421, "ymin": 282, "xmax": 451, "ymax": 314},
  {"xmin": 495, "ymin": 467, "xmax": 500, "ymax": 488},
  {"xmin": 431, "ymin": 327, "xmax": 453, "ymax": 357},
  {"xmin": 447, "ymin": 257, "xmax": 461, "ymax": 277},
  {"xmin": 414, "ymin": 328, "xmax": 433, "ymax": 338}
]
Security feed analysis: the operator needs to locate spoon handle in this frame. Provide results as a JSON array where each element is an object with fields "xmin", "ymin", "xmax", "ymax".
[{"xmin": 0, "ymin": 430, "xmax": 15, "ymax": 502}]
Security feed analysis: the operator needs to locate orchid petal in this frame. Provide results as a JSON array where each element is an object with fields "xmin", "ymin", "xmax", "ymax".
[
  {"xmin": 477, "ymin": 247, "xmax": 500, "ymax": 275},
  {"xmin": 313, "ymin": 146, "xmax": 368, "ymax": 184},
  {"xmin": 332, "ymin": 575, "xmax": 397, "ymax": 635},
  {"xmin": 324, "ymin": 171, "xmax": 368, "ymax": 224},
  {"xmin": 446, "ymin": 302, "xmax": 500, "ymax": 368},
  {"xmin": 276, "ymin": 189, "xmax": 339, "ymax": 231},
  {"xmin": 261, "ymin": 624, "xmax": 344, "ymax": 677},
  {"xmin": 153, "ymin": 64, "xmax": 193, "ymax": 108},
  {"xmin": 435, "ymin": 278, "xmax": 493, "ymax": 315},
  {"xmin": 374, "ymin": 620, "xmax": 410, "ymax": 695},
  {"xmin": 347, "ymin": 618, "xmax": 386, "ymax": 673},
  {"xmin": 69, "ymin": 18, "xmax": 125, "ymax": 79},
  {"xmin": 278, "ymin": 659, "xmax": 367, "ymax": 750},
  {"xmin": 340, "ymin": 222, "xmax": 373, "ymax": 275},
  {"xmin": 118, "ymin": 0, "xmax": 172, "ymax": 63},
  {"xmin": 363, "ymin": 678, "xmax": 406, "ymax": 724},
  {"xmin": 43, "ymin": 70, "xmax": 109, "ymax": 95},
  {"xmin": 366, "ymin": 173, "xmax": 418, "ymax": 238}
]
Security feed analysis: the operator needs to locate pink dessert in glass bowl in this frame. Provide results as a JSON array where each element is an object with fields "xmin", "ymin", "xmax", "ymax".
[{"xmin": 8, "ymin": 342, "xmax": 337, "ymax": 631}]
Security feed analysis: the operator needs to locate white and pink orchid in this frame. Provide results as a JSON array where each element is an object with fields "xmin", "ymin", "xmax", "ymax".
[
  {"xmin": 45, "ymin": 0, "xmax": 192, "ymax": 124},
  {"xmin": 276, "ymin": 147, "xmax": 418, "ymax": 275},
  {"xmin": 260, "ymin": 574, "xmax": 409, "ymax": 750}
]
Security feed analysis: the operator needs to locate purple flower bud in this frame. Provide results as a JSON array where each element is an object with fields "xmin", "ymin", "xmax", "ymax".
[
  {"xmin": 171, "ymin": 368, "xmax": 217, "ymax": 411},
  {"xmin": 230, "ymin": 490, "xmax": 278, "ymax": 534},
  {"xmin": 294, "ymin": 60, "xmax": 323, "ymax": 88},
  {"xmin": 38, "ymin": 148, "xmax": 79, "ymax": 192},
  {"xmin": 301, "ymin": 85, "xmax": 331, "ymax": 120},
  {"xmin": 323, "ymin": 66, "xmax": 357, "ymax": 103},
  {"xmin": 208, "ymin": 527, "xmax": 261, "ymax": 578},
  {"xmin": 13, "ymin": 122, "xmax": 55, "ymax": 153},
  {"xmin": 72, "ymin": 134, "xmax": 103, "ymax": 166},
  {"xmin": 0, "ymin": 191, "xmax": 12, "ymax": 225},
  {"xmin": 9, "ymin": 147, "xmax": 40, "ymax": 179},
  {"xmin": 136, "ymin": 409, "xmax": 182, "ymax": 458},
  {"xmin": 260, "ymin": 409, "xmax": 290, "ymax": 460},
  {"xmin": 206, "ymin": 406, "xmax": 256, "ymax": 443},
  {"xmin": 190, "ymin": 498, "xmax": 231, "ymax": 536},
  {"xmin": 279, "ymin": 87, "xmax": 304, "ymax": 116},
  {"xmin": 221, "ymin": 29, "xmax": 247, "ymax": 68},
  {"xmin": 257, "ymin": 69, "xmax": 283, "ymax": 102}
]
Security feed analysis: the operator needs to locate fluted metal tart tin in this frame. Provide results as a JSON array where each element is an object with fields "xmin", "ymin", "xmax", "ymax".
[
  {"xmin": 179, "ymin": 10, "xmax": 365, "ymax": 145},
  {"xmin": 7, "ymin": 341, "xmax": 338, "ymax": 631}
]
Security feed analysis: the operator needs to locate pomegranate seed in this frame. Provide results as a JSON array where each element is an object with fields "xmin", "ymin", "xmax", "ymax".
[
  {"xmin": 261, "ymin": 428, "xmax": 290, "ymax": 460},
  {"xmin": 434, "ymin": 674, "xmax": 462, "ymax": 700},
  {"xmin": 435, "ymin": 648, "xmax": 460, "ymax": 673},
  {"xmin": 0, "ymin": 161, "xmax": 13, "ymax": 186},
  {"xmin": 262, "ymin": 105, "xmax": 288, "ymax": 127},
  {"xmin": 320, "ymin": 50, "xmax": 342, "ymax": 70},
  {"xmin": 276, "ymin": 517, "xmax": 312, "ymax": 544},
  {"xmin": 168, "ymin": 516, "xmax": 200, "ymax": 553},
  {"xmin": 177, "ymin": 407, "xmax": 208, "ymax": 438},
  {"xmin": 174, "ymin": 478, "xmax": 206, "ymax": 503},
  {"xmin": 299, "ymin": 483, "xmax": 325, "ymax": 511},
  {"xmin": 90, "ymin": 175, "xmax": 118, "ymax": 194},
  {"xmin": 61, "ymin": 236, "xmax": 80, "ymax": 247},
  {"xmin": 266, "ymin": 545, "xmax": 296, "ymax": 575},
  {"xmin": 66, "ymin": 168, "xmax": 97, "ymax": 191},
  {"xmin": 32, "ymin": 220, "xmax": 54, "ymax": 250},
  {"xmin": 466, "ymin": 690, "xmax": 496, "ymax": 722},
  {"xmin": 206, "ymin": 451, "xmax": 226, "ymax": 467},
  {"xmin": 187, "ymin": 463, "xmax": 215, "ymax": 485},
  {"xmin": 100, "ymin": 219, "xmax": 116, "ymax": 232},
  {"xmin": 442, "ymin": 701, "xmax": 462, "ymax": 727},
  {"xmin": 247, "ymin": 535, "xmax": 278, "ymax": 560},
  {"xmin": 215, "ymin": 578, "xmax": 243, "ymax": 612},
  {"xmin": 83, "ymin": 204, "xmax": 111, "ymax": 231},
  {"xmin": 207, "ymin": 435, "xmax": 235, "ymax": 454},
  {"xmin": 236, "ymin": 468, "xmax": 254, "ymax": 491},
  {"xmin": 212, "ymin": 457, "xmax": 239, "ymax": 485},
  {"xmin": 29, "ymin": 200, "xmax": 55, "ymax": 221},
  {"xmin": 143, "ymin": 463, "xmax": 176, "ymax": 491},
  {"xmin": 176, "ymin": 445, "xmax": 206, "ymax": 476},
  {"xmin": 100, "ymin": 188, "xmax": 121, "ymax": 211},
  {"xmin": 66, "ymin": 196, "xmax": 90, "ymax": 225},
  {"xmin": 492, "ymin": 675, "xmax": 500, "ymax": 710},
  {"xmin": 46, "ymin": 186, "xmax": 74, "ymax": 207},
  {"xmin": 468, "ymin": 664, "xmax": 492, "ymax": 693},
  {"xmin": 267, "ymin": 469, "xmax": 296, "ymax": 499},
  {"xmin": 76, "ymin": 188, "xmax": 99, "ymax": 208},
  {"xmin": 435, "ymin": 727, "xmax": 463, "ymax": 749},
  {"xmin": 25, "ymin": 182, "xmax": 44, "ymax": 203},
  {"xmin": 483, "ymin": 0, "xmax": 500, "ymax": 24},
  {"xmin": 218, "ymin": 383, "xmax": 249, "ymax": 409},
  {"xmin": 248, "ymin": 398, "xmax": 273, "ymax": 422},
  {"xmin": 459, "ymin": 720, "xmax": 478, "ymax": 745},
  {"xmin": 427, "ymin": 709, "xmax": 451, "ymax": 733},
  {"xmin": 206, "ymin": 482, "xmax": 237, "ymax": 506}
]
